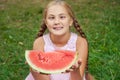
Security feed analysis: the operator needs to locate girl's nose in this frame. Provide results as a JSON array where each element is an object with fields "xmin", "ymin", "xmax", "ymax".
[{"xmin": 54, "ymin": 18, "xmax": 60, "ymax": 24}]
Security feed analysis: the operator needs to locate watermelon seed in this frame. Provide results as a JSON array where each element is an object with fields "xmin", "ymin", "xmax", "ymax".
[
  {"xmin": 38, "ymin": 54, "xmax": 49, "ymax": 63},
  {"xmin": 38, "ymin": 54, "xmax": 44, "ymax": 60}
]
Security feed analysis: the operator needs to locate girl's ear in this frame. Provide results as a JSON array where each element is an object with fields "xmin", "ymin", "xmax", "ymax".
[
  {"xmin": 70, "ymin": 18, "xmax": 73, "ymax": 26},
  {"xmin": 44, "ymin": 19, "xmax": 48, "ymax": 26}
]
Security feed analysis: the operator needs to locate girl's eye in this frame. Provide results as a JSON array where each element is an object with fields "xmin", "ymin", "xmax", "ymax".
[
  {"xmin": 48, "ymin": 16, "xmax": 55, "ymax": 20},
  {"xmin": 60, "ymin": 16, "xmax": 66, "ymax": 19}
]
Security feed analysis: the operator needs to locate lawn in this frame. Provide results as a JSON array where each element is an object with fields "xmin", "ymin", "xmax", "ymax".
[{"xmin": 0, "ymin": 0, "xmax": 120, "ymax": 80}]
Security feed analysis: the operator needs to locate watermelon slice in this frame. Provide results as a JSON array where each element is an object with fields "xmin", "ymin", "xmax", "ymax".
[{"xmin": 25, "ymin": 50, "xmax": 78, "ymax": 74}]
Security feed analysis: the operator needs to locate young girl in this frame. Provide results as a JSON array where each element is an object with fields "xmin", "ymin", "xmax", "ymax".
[{"xmin": 25, "ymin": 0, "xmax": 94, "ymax": 80}]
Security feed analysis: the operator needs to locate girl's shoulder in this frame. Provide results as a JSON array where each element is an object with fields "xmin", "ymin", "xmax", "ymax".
[
  {"xmin": 33, "ymin": 36, "xmax": 44, "ymax": 51},
  {"xmin": 76, "ymin": 36, "xmax": 88, "ymax": 48}
]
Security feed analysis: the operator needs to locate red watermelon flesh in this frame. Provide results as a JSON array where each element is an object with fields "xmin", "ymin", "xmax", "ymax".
[{"xmin": 25, "ymin": 50, "xmax": 77, "ymax": 74}]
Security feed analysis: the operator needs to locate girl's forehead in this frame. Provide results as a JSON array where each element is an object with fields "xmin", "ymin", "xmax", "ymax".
[{"xmin": 47, "ymin": 5, "xmax": 68, "ymax": 15}]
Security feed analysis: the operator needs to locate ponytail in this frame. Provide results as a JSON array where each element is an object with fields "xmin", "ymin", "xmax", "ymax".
[
  {"xmin": 36, "ymin": 22, "xmax": 47, "ymax": 38},
  {"xmin": 73, "ymin": 18, "xmax": 86, "ymax": 38}
]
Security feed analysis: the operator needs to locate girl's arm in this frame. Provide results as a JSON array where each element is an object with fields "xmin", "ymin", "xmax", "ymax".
[
  {"xmin": 70, "ymin": 36, "xmax": 88, "ymax": 80},
  {"xmin": 31, "ymin": 37, "xmax": 50, "ymax": 80}
]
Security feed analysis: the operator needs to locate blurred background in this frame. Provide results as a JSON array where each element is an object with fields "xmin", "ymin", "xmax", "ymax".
[{"xmin": 0, "ymin": 0, "xmax": 120, "ymax": 80}]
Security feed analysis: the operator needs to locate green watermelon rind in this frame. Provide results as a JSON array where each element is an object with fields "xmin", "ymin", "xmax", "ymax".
[{"xmin": 25, "ymin": 50, "xmax": 78, "ymax": 74}]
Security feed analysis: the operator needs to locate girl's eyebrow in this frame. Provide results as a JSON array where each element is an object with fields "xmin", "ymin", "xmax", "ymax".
[
  {"xmin": 47, "ymin": 14, "xmax": 54, "ymax": 16},
  {"xmin": 48, "ymin": 13, "xmax": 67, "ymax": 16},
  {"xmin": 59, "ymin": 13, "xmax": 66, "ymax": 16}
]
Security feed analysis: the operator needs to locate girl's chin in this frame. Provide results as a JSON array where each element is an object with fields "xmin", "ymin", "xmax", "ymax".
[{"xmin": 50, "ymin": 31, "xmax": 65, "ymax": 36}]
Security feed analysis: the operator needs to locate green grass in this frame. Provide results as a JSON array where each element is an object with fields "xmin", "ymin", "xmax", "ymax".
[{"xmin": 0, "ymin": 0, "xmax": 120, "ymax": 80}]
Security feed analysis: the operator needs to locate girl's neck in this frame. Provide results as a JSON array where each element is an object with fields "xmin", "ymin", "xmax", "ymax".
[{"xmin": 50, "ymin": 32, "xmax": 71, "ymax": 47}]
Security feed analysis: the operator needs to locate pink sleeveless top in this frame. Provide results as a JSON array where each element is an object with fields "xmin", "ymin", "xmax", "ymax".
[
  {"xmin": 44, "ymin": 33, "xmax": 77, "ymax": 80},
  {"xmin": 25, "ymin": 33, "xmax": 85, "ymax": 80}
]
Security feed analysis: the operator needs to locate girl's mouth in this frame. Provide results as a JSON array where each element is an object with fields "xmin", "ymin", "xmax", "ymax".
[{"xmin": 53, "ymin": 27, "xmax": 63, "ymax": 30}]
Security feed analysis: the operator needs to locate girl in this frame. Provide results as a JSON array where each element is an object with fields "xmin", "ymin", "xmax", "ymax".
[{"xmin": 25, "ymin": 0, "xmax": 94, "ymax": 80}]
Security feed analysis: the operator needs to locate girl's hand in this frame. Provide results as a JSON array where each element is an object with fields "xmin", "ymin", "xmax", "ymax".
[{"xmin": 63, "ymin": 59, "xmax": 82, "ymax": 73}]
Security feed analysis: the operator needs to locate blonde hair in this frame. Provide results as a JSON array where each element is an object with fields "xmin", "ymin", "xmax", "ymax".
[{"xmin": 43, "ymin": 0, "xmax": 74, "ymax": 20}]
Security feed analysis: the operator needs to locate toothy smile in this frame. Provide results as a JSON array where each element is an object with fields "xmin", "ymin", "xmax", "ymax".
[{"xmin": 53, "ymin": 27, "xmax": 63, "ymax": 30}]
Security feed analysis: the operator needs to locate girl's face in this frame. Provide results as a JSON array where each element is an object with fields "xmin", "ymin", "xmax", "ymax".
[{"xmin": 45, "ymin": 4, "xmax": 73, "ymax": 36}]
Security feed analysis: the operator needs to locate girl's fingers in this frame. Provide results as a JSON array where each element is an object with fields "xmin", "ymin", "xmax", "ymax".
[
  {"xmin": 71, "ymin": 59, "xmax": 82, "ymax": 70},
  {"xmin": 78, "ymin": 60, "xmax": 82, "ymax": 65},
  {"xmin": 71, "ymin": 65, "xmax": 76, "ymax": 69},
  {"xmin": 65, "ymin": 69, "xmax": 74, "ymax": 73}
]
